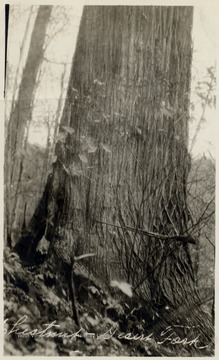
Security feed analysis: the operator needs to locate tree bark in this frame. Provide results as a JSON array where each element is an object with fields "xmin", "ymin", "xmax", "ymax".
[
  {"xmin": 55, "ymin": 5, "xmax": 195, "ymax": 303},
  {"xmin": 15, "ymin": 6, "xmax": 213, "ymax": 347}
]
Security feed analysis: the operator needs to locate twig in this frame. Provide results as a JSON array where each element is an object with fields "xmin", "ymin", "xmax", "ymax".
[{"xmin": 96, "ymin": 220, "xmax": 196, "ymax": 244}]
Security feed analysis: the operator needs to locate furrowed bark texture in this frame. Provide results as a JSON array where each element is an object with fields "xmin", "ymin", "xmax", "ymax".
[
  {"xmin": 53, "ymin": 6, "xmax": 195, "ymax": 304},
  {"xmin": 16, "ymin": 6, "xmax": 213, "ymax": 346}
]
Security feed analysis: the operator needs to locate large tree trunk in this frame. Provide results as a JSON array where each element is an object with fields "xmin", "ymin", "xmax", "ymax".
[
  {"xmin": 52, "ymin": 4, "xmax": 195, "ymax": 303},
  {"xmin": 15, "ymin": 6, "xmax": 213, "ymax": 348},
  {"xmin": 5, "ymin": 5, "xmax": 52, "ymax": 246}
]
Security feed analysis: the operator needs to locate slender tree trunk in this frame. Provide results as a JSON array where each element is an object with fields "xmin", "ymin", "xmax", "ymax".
[
  {"xmin": 9, "ymin": 6, "xmax": 34, "ymax": 117},
  {"xmin": 5, "ymin": 6, "xmax": 52, "ymax": 246},
  {"xmin": 15, "ymin": 6, "xmax": 213, "ymax": 348}
]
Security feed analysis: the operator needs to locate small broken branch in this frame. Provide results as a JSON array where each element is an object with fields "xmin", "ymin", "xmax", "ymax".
[
  {"xmin": 74, "ymin": 253, "xmax": 96, "ymax": 262},
  {"xmin": 96, "ymin": 220, "xmax": 196, "ymax": 245}
]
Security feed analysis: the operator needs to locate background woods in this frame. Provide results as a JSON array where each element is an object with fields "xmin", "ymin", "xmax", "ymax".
[
  {"xmin": 5, "ymin": 6, "xmax": 52, "ymax": 247},
  {"xmin": 4, "ymin": 5, "xmax": 215, "ymax": 356}
]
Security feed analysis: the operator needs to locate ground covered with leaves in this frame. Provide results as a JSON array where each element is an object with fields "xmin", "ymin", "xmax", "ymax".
[{"xmin": 4, "ymin": 246, "xmax": 213, "ymax": 356}]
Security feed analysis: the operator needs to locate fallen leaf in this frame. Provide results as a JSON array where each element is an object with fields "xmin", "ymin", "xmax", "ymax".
[
  {"xmin": 69, "ymin": 163, "xmax": 82, "ymax": 176},
  {"xmin": 62, "ymin": 126, "xmax": 75, "ymax": 134},
  {"xmin": 110, "ymin": 280, "xmax": 133, "ymax": 297},
  {"xmin": 51, "ymin": 154, "xmax": 57, "ymax": 164},
  {"xmin": 93, "ymin": 79, "xmax": 104, "ymax": 86},
  {"xmin": 87, "ymin": 316, "xmax": 99, "ymax": 327},
  {"xmin": 57, "ymin": 132, "xmax": 67, "ymax": 143},
  {"xmin": 88, "ymin": 286, "xmax": 100, "ymax": 295},
  {"xmin": 101, "ymin": 143, "xmax": 111, "ymax": 154},
  {"xmin": 79, "ymin": 154, "xmax": 88, "ymax": 163},
  {"xmin": 88, "ymin": 144, "xmax": 98, "ymax": 153},
  {"xmin": 62, "ymin": 163, "xmax": 70, "ymax": 175}
]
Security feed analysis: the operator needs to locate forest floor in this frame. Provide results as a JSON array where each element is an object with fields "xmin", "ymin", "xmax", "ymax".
[{"xmin": 4, "ymin": 246, "xmax": 214, "ymax": 356}]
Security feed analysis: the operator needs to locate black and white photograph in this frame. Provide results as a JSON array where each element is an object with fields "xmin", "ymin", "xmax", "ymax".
[{"xmin": 2, "ymin": 1, "xmax": 216, "ymax": 356}]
